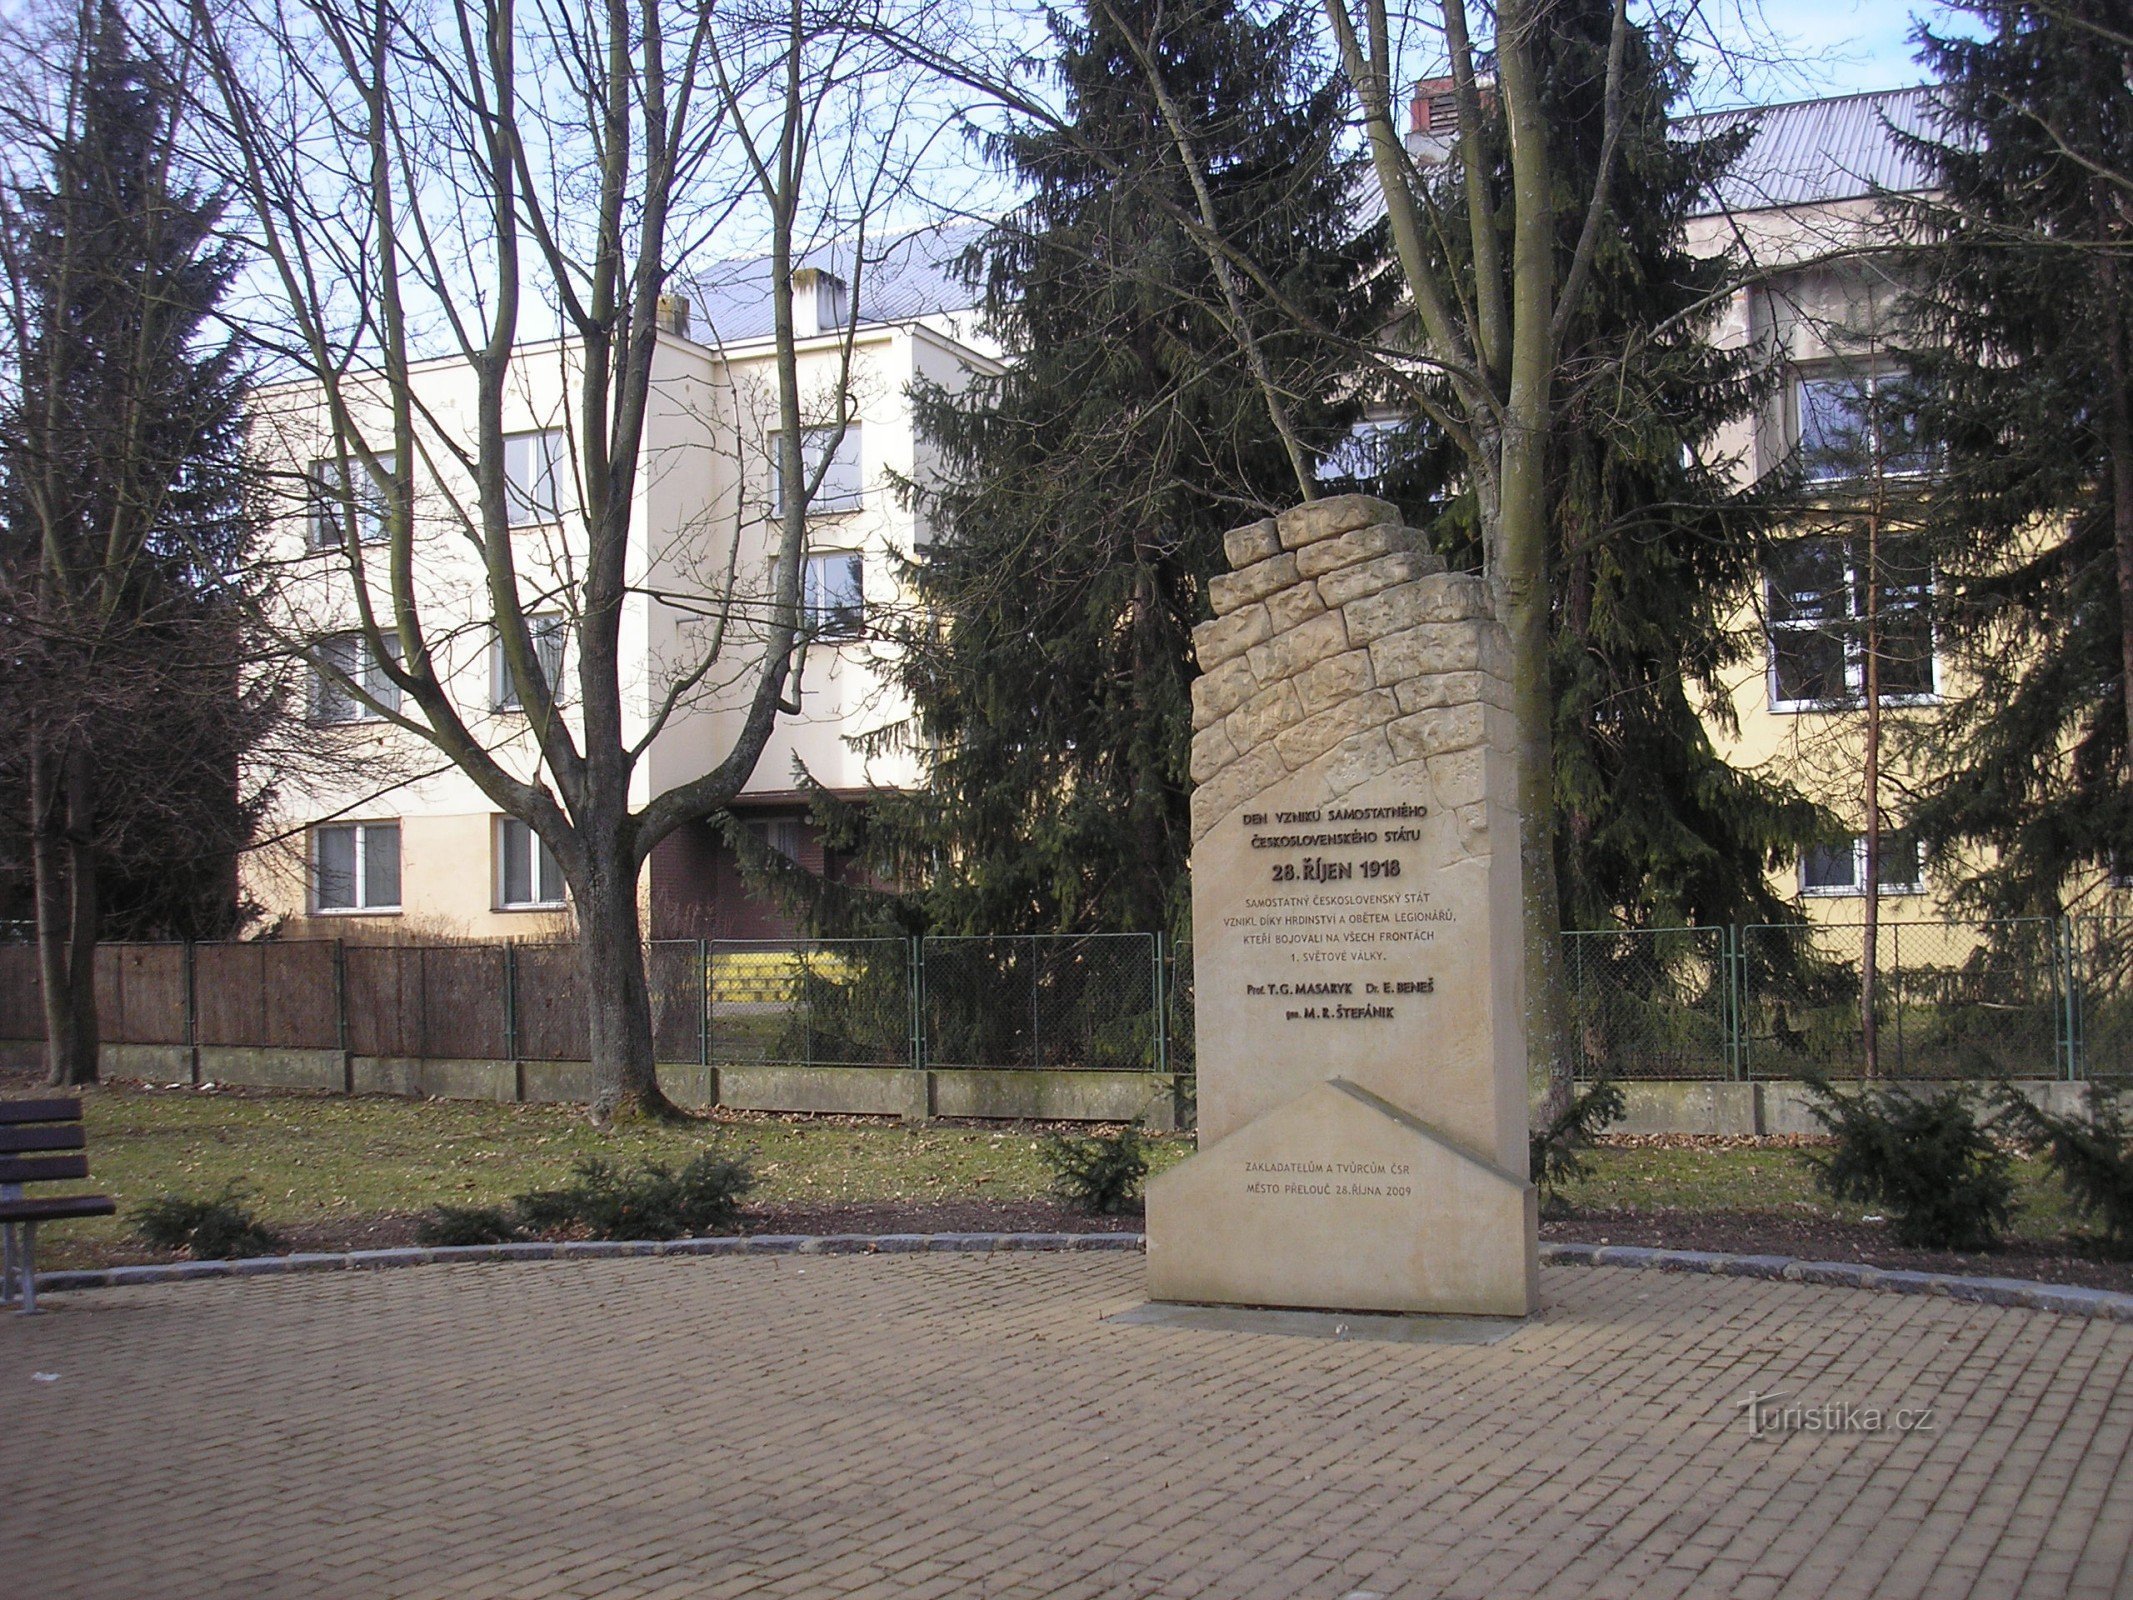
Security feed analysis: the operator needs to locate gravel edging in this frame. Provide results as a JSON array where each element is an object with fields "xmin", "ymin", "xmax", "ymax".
[{"xmin": 26, "ymin": 1235, "xmax": 2133, "ymax": 1323}]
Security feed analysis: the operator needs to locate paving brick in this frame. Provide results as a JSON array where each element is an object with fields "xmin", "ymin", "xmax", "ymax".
[{"xmin": 3, "ymin": 1257, "xmax": 2130, "ymax": 1598}]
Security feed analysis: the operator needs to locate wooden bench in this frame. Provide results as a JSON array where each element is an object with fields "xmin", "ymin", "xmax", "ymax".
[{"xmin": 1, "ymin": 1099, "xmax": 117, "ymax": 1315}]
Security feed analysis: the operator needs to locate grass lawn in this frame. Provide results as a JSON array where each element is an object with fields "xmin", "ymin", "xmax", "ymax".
[
  {"xmin": 1557, "ymin": 1141, "xmax": 2085, "ymax": 1241},
  {"xmin": 6, "ymin": 1082, "xmax": 2099, "ymax": 1265}
]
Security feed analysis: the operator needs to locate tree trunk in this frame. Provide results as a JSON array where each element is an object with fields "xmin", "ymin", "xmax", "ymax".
[
  {"xmin": 30, "ymin": 734, "xmax": 100, "ymax": 1087},
  {"xmin": 1860, "ymin": 504, "xmax": 1883, "ymax": 1081},
  {"xmin": 577, "ymin": 836, "xmax": 675, "ymax": 1122},
  {"xmin": 2104, "ymin": 266, "xmax": 2133, "ymax": 789},
  {"xmin": 1500, "ymin": 424, "xmax": 1576, "ymax": 1119}
]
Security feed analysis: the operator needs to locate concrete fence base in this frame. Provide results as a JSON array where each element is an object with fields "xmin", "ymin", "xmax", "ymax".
[
  {"xmin": 0, "ymin": 1040, "xmax": 1187, "ymax": 1129},
  {"xmin": 1615, "ymin": 1078, "xmax": 2098, "ymax": 1137}
]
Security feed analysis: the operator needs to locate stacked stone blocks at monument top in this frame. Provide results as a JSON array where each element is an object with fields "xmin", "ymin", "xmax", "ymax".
[{"xmin": 1185, "ymin": 496, "xmax": 1510, "ymax": 854}]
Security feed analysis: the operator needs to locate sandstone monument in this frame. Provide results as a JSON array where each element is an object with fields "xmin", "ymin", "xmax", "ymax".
[{"xmin": 1145, "ymin": 494, "xmax": 1538, "ymax": 1318}]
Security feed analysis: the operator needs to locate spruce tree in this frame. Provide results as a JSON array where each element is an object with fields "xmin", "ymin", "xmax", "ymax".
[
  {"xmin": 1896, "ymin": 0, "xmax": 2133, "ymax": 913},
  {"xmin": 841, "ymin": 0, "xmax": 1383, "ymax": 937},
  {"xmin": 0, "ymin": 0, "xmax": 268, "ymax": 1082}
]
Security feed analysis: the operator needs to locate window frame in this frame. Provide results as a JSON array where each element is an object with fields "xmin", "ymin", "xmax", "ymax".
[
  {"xmin": 802, "ymin": 550, "xmax": 865, "ymax": 642},
  {"xmin": 1798, "ymin": 833, "xmax": 1925, "ymax": 899},
  {"xmin": 490, "ymin": 613, "xmax": 568, "ymax": 712},
  {"xmin": 770, "ymin": 423, "xmax": 863, "ymax": 515},
  {"xmin": 1795, "ymin": 367, "xmax": 1932, "ymax": 486},
  {"xmin": 1765, "ymin": 534, "xmax": 1938, "ymax": 714},
  {"xmin": 494, "ymin": 816, "xmax": 567, "ymax": 910},
  {"xmin": 503, "ymin": 429, "xmax": 568, "ymax": 529},
  {"xmin": 308, "ymin": 633, "xmax": 404, "ymax": 726},
  {"xmin": 307, "ymin": 451, "xmax": 398, "ymax": 551},
  {"xmin": 311, "ymin": 820, "xmax": 402, "ymax": 914}
]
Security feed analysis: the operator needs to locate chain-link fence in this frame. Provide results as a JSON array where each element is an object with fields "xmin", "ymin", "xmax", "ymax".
[
  {"xmin": 1563, "ymin": 927, "xmax": 1734, "ymax": 1080},
  {"xmin": 920, "ymin": 934, "xmax": 1163, "ymax": 1072},
  {"xmin": 1737, "ymin": 918, "xmax": 2064, "ymax": 1081},
  {"xmin": 9, "ymin": 919, "xmax": 2126, "ymax": 1082}
]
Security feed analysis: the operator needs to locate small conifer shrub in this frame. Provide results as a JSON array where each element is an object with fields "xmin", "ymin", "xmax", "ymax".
[
  {"xmin": 512, "ymin": 1149, "xmax": 756, "ymax": 1241},
  {"xmin": 132, "ymin": 1183, "xmax": 282, "ymax": 1260},
  {"xmin": 1038, "ymin": 1124, "xmax": 1150, "ymax": 1217},
  {"xmin": 1996, "ymin": 1083, "xmax": 2133, "ymax": 1254},
  {"xmin": 1799, "ymin": 1077, "xmax": 2015, "ymax": 1250},
  {"xmin": 415, "ymin": 1205, "xmax": 524, "ymax": 1247}
]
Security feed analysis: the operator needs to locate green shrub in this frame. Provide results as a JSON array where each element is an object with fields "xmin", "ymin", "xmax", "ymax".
[
  {"xmin": 132, "ymin": 1183, "xmax": 282, "ymax": 1260},
  {"xmin": 1529, "ymin": 1076, "xmax": 1627, "ymax": 1208},
  {"xmin": 416, "ymin": 1204, "xmax": 524, "ymax": 1247},
  {"xmin": 512, "ymin": 1149, "xmax": 757, "ymax": 1241},
  {"xmin": 1038, "ymin": 1124, "xmax": 1150, "ymax": 1216},
  {"xmin": 1996, "ymin": 1083, "xmax": 2133, "ymax": 1253},
  {"xmin": 1799, "ymin": 1076, "xmax": 2015, "ymax": 1250}
]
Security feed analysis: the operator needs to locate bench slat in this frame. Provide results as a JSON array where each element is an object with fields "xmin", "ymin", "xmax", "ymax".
[
  {"xmin": 0, "ymin": 1124, "xmax": 86, "ymax": 1153},
  {"xmin": 0, "ymin": 1193, "xmax": 116, "ymax": 1222},
  {"xmin": 0, "ymin": 1152, "xmax": 90, "ymax": 1185},
  {"xmin": 0, "ymin": 1098, "xmax": 86, "ymax": 1126}
]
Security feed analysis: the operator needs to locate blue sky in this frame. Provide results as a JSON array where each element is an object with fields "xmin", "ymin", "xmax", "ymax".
[{"xmin": 1701, "ymin": 0, "xmax": 1976, "ymax": 106}]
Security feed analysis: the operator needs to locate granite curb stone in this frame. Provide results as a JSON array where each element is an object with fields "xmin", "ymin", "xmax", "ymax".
[{"xmin": 29, "ymin": 1235, "xmax": 2133, "ymax": 1321}]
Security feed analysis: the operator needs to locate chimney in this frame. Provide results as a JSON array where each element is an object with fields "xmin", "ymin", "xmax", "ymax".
[
  {"xmin": 1407, "ymin": 73, "xmax": 1494, "ymax": 166},
  {"xmin": 656, "ymin": 292, "xmax": 692, "ymax": 338},
  {"xmin": 791, "ymin": 267, "xmax": 850, "ymax": 338}
]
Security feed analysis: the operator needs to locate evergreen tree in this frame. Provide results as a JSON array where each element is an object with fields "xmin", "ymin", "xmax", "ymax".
[
  {"xmin": 835, "ymin": 0, "xmax": 1384, "ymax": 936},
  {"xmin": 1394, "ymin": 4, "xmax": 1821, "ymax": 936},
  {"xmin": 0, "ymin": 0, "xmax": 270, "ymax": 1082},
  {"xmin": 1896, "ymin": 0, "xmax": 2133, "ymax": 913}
]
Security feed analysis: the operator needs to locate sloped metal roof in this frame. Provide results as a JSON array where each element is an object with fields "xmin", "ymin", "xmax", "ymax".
[
  {"xmin": 1681, "ymin": 86, "xmax": 1950, "ymax": 215},
  {"xmin": 677, "ymin": 222, "xmax": 984, "ymax": 347}
]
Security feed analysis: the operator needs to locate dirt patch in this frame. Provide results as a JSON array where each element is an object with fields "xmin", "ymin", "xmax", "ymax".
[{"xmin": 1544, "ymin": 1208, "xmax": 2133, "ymax": 1294}]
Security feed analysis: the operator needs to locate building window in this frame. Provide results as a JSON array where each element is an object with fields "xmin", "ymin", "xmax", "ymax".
[
  {"xmin": 496, "ymin": 817, "xmax": 566, "ymax": 908},
  {"xmin": 1797, "ymin": 370, "xmax": 1931, "ymax": 483},
  {"xmin": 307, "ymin": 452, "xmax": 397, "ymax": 549},
  {"xmin": 314, "ymin": 821, "xmax": 401, "ymax": 912},
  {"xmin": 504, "ymin": 430, "xmax": 567, "ymax": 527},
  {"xmin": 1766, "ymin": 535, "xmax": 1934, "ymax": 710},
  {"xmin": 747, "ymin": 816, "xmax": 804, "ymax": 862},
  {"xmin": 803, "ymin": 551, "xmax": 864, "ymax": 640},
  {"xmin": 309, "ymin": 633, "xmax": 403, "ymax": 724},
  {"xmin": 1800, "ymin": 833, "xmax": 1924, "ymax": 898},
  {"xmin": 491, "ymin": 614, "xmax": 567, "ymax": 710},
  {"xmin": 771, "ymin": 424, "xmax": 862, "ymax": 514}
]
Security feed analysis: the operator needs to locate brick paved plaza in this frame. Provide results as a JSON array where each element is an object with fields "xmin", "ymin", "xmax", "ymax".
[{"xmin": 4, "ymin": 1254, "xmax": 2131, "ymax": 1599}]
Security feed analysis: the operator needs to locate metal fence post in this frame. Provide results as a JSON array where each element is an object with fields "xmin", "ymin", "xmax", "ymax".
[
  {"xmin": 183, "ymin": 940, "xmax": 199, "ymax": 1086},
  {"xmin": 1152, "ymin": 930, "xmax": 1167, "ymax": 1078},
  {"xmin": 910, "ymin": 937, "xmax": 925, "ymax": 1072},
  {"xmin": 2060, "ymin": 916, "xmax": 2083, "ymax": 1082},
  {"xmin": 503, "ymin": 941, "xmax": 518, "ymax": 1061},
  {"xmin": 698, "ymin": 938, "xmax": 709, "ymax": 1066},
  {"xmin": 333, "ymin": 939, "xmax": 350, "ymax": 1094},
  {"xmin": 1728, "ymin": 925, "xmax": 1748, "ymax": 1083}
]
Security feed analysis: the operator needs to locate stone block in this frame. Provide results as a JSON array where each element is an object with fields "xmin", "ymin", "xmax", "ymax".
[
  {"xmin": 1224, "ymin": 517, "xmax": 1282, "ymax": 568},
  {"xmin": 1425, "ymin": 746, "xmax": 1489, "ymax": 811},
  {"xmin": 1323, "ymin": 728, "xmax": 1398, "ymax": 795},
  {"xmin": 1245, "ymin": 609, "xmax": 1349, "ymax": 684},
  {"xmin": 1318, "ymin": 551, "xmax": 1443, "ymax": 610},
  {"xmin": 1225, "ymin": 680, "xmax": 1307, "ymax": 753},
  {"xmin": 1208, "ymin": 552, "xmax": 1298, "ymax": 614},
  {"xmin": 1368, "ymin": 622, "xmax": 1484, "ymax": 684},
  {"xmin": 1275, "ymin": 494, "xmax": 1399, "ymax": 550},
  {"xmin": 1192, "ymin": 603, "xmax": 1272, "ymax": 671},
  {"xmin": 1264, "ymin": 580, "xmax": 1327, "ymax": 633},
  {"xmin": 1190, "ymin": 744, "xmax": 1286, "ymax": 843},
  {"xmin": 1190, "ymin": 722, "xmax": 1239, "ymax": 784},
  {"xmin": 1394, "ymin": 671, "xmax": 1512, "ymax": 715},
  {"xmin": 1387, "ymin": 703, "xmax": 1487, "ymax": 763},
  {"xmin": 1294, "ymin": 648, "xmax": 1375, "ymax": 714},
  {"xmin": 1191, "ymin": 655, "xmax": 1259, "ymax": 728},
  {"xmin": 1294, "ymin": 522, "xmax": 1434, "ymax": 579},
  {"xmin": 1274, "ymin": 689, "xmax": 1399, "ymax": 771}
]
